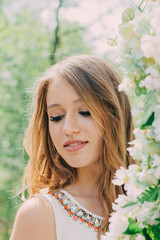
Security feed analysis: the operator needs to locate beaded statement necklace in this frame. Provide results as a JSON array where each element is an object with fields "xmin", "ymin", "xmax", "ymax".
[{"xmin": 49, "ymin": 190, "xmax": 103, "ymax": 232}]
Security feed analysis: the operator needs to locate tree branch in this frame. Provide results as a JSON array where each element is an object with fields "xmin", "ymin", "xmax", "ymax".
[{"xmin": 49, "ymin": 0, "xmax": 63, "ymax": 64}]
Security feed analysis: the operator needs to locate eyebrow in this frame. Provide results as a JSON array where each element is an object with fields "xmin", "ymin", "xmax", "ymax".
[{"xmin": 47, "ymin": 98, "xmax": 82, "ymax": 109}]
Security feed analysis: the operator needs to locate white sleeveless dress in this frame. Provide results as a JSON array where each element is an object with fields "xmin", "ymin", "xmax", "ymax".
[{"xmin": 40, "ymin": 189, "xmax": 104, "ymax": 240}]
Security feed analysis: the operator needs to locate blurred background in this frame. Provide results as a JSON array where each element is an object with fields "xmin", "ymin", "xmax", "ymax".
[{"xmin": 0, "ymin": 0, "xmax": 129, "ymax": 239}]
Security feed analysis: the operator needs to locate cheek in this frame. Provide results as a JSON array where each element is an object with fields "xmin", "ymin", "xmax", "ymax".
[
  {"xmin": 91, "ymin": 125, "xmax": 103, "ymax": 147},
  {"xmin": 49, "ymin": 123, "xmax": 61, "ymax": 146},
  {"xmin": 89, "ymin": 121, "xmax": 102, "ymax": 138}
]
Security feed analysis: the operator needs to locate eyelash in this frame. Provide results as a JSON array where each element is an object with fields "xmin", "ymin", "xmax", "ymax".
[
  {"xmin": 50, "ymin": 115, "xmax": 64, "ymax": 122},
  {"xmin": 79, "ymin": 111, "xmax": 91, "ymax": 117},
  {"xmin": 50, "ymin": 111, "xmax": 91, "ymax": 122}
]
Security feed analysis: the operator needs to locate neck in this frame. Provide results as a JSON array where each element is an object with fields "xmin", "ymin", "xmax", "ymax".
[
  {"xmin": 77, "ymin": 169, "xmax": 99, "ymax": 197},
  {"xmin": 67, "ymin": 164, "xmax": 100, "ymax": 198}
]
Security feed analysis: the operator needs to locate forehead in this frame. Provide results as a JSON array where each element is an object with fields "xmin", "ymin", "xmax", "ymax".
[{"xmin": 46, "ymin": 77, "xmax": 79, "ymax": 105}]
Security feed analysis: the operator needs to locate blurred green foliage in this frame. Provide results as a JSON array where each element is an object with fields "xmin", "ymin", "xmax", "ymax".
[{"xmin": 0, "ymin": 1, "xmax": 92, "ymax": 239}]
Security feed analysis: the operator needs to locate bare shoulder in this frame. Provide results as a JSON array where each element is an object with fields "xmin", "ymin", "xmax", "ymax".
[{"xmin": 10, "ymin": 195, "xmax": 56, "ymax": 240}]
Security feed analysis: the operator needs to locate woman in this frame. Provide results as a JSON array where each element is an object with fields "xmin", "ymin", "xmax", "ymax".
[{"xmin": 10, "ymin": 54, "xmax": 134, "ymax": 240}]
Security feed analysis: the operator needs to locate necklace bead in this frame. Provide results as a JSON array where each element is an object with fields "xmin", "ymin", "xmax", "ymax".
[{"xmin": 49, "ymin": 191, "xmax": 103, "ymax": 232}]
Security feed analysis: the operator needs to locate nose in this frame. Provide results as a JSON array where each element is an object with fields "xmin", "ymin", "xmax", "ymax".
[{"xmin": 63, "ymin": 113, "xmax": 80, "ymax": 136}]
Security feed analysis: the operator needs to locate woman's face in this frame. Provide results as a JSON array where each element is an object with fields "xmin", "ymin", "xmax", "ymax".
[{"xmin": 46, "ymin": 77, "xmax": 103, "ymax": 169}]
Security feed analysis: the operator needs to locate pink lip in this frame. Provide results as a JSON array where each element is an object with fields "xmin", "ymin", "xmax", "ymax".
[{"xmin": 63, "ymin": 140, "xmax": 88, "ymax": 152}]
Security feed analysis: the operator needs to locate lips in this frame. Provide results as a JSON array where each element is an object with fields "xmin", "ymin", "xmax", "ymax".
[{"xmin": 63, "ymin": 140, "xmax": 88, "ymax": 152}]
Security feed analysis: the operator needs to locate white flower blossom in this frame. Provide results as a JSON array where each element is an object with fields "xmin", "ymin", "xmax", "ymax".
[
  {"xmin": 148, "ymin": 205, "xmax": 160, "ymax": 225},
  {"xmin": 137, "ymin": 168, "xmax": 158, "ymax": 186},
  {"xmin": 106, "ymin": 2, "xmax": 160, "ymax": 239},
  {"xmin": 127, "ymin": 128, "xmax": 159, "ymax": 160},
  {"xmin": 153, "ymin": 105, "xmax": 160, "ymax": 141},
  {"xmin": 133, "ymin": 0, "xmax": 142, "ymax": 6},
  {"xmin": 124, "ymin": 178, "xmax": 144, "ymax": 197},
  {"xmin": 126, "ymin": 36, "xmax": 143, "ymax": 59},
  {"xmin": 118, "ymin": 77, "xmax": 135, "ymax": 94},
  {"xmin": 108, "ymin": 212, "xmax": 129, "ymax": 237},
  {"xmin": 101, "ymin": 235, "xmax": 108, "ymax": 240},
  {"xmin": 127, "ymin": 130, "xmax": 144, "ymax": 154},
  {"xmin": 104, "ymin": 232, "xmax": 130, "ymax": 240},
  {"xmin": 150, "ymin": 6, "xmax": 160, "ymax": 34},
  {"xmin": 133, "ymin": 14, "xmax": 150, "ymax": 36},
  {"xmin": 113, "ymin": 165, "xmax": 143, "ymax": 197},
  {"xmin": 135, "ymin": 234, "xmax": 145, "ymax": 240},
  {"xmin": 141, "ymin": 34, "xmax": 160, "ymax": 64},
  {"xmin": 119, "ymin": 23, "xmax": 135, "ymax": 41},
  {"xmin": 152, "ymin": 154, "xmax": 160, "ymax": 179},
  {"xmin": 114, "ymin": 194, "xmax": 137, "ymax": 207},
  {"xmin": 113, "ymin": 194, "xmax": 138, "ymax": 217},
  {"xmin": 146, "ymin": 128, "xmax": 155, "ymax": 139},
  {"xmin": 153, "ymin": 120, "xmax": 160, "ymax": 140},
  {"xmin": 140, "ymin": 67, "xmax": 160, "ymax": 90},
  {"xmin": 137, "ymin": 201, "xmax": 158, "ymax": 227},
  {"xmin": 127, "ymin": 138, "xmax": 146, "ymax": 161},
  {"xmin": 112, "ymin": 164, "xmax": 138, "ymax": 186},
  {"xmin": 112, "ymin": 167, "xmax": 128, "ymax": 186}
]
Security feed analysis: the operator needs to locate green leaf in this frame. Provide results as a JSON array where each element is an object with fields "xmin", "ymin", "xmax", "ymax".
[
  {"xmin": 122, "ymin": 8, "xmax": 135, "ymax": 23},
  {"xmin": 144, "ymin": 91, "xmax": 157, "ymax": 111},
  {"xmin": 124, "ymin": 218, "xmax": 142, "ymax": 235},
  {"xmin": 140, "ymin": 112, "xmax": 154, "ymax": 129},
  {"xmin": 122, "ymin": 201, "xmax": 137, "ymax": 208},
  {"xmin": 143, "ymin": 228, "xmax": 152, "ymax": 240},
  {"xmin": 147, "ymin": 155, "xmax": 152, "ymax": 168},
  {"xmin": 135, "ymin": 86, "xmax": 144, "ymax": 96},
  {"xmin": 144, "ymin": 224, "xmax": 160, "ymax": 240},
  {"xmin": 138, "ymin": 185, "xmax": 160, "ymax": 204},
  {"xmin": 137, "ymin": 90, "xmax": 158, "ymax": 128}
]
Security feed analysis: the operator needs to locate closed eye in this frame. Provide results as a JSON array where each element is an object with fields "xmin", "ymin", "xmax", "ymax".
[
  {"xmin": 50, "ymin": 115, "xmax": 64, "ymax": 122},
  {"xmin": 79, "ymin": 111, "xmax": 91, "ymax": 117}
]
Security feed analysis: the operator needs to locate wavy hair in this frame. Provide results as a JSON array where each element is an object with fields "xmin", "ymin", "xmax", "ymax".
[{"xmin": 23, "ymin": 54, "xmax": 134, "ymax": 237}]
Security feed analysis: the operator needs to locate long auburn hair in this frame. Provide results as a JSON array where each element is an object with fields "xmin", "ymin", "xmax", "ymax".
[{"xmin": 23, "ymin": 54, "xmax": 134, "ymax": 236}]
